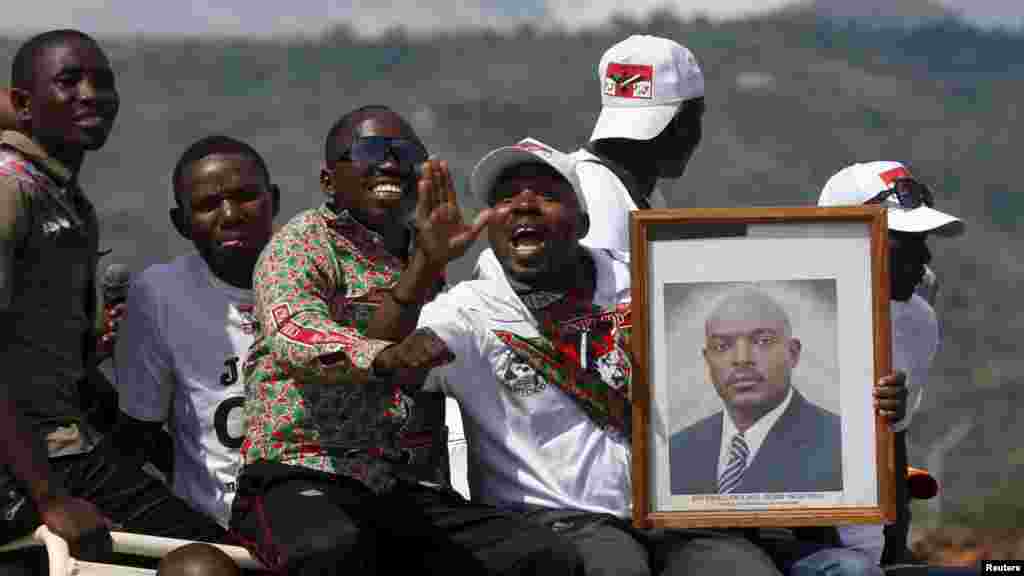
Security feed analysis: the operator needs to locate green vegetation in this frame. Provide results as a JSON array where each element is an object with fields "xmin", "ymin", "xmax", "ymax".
[{"xmin": 2, "ymin": 10, "xmax": 1021, "ymax": 533}]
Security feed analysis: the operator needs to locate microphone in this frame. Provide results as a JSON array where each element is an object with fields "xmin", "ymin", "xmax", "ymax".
[
  {"xmin": 102, "ymin": 263, "xmax": 132, "ymax": 307},
  {"xmin": 99, "ymin": 264, "xmax": 131, "ymax": 370}
]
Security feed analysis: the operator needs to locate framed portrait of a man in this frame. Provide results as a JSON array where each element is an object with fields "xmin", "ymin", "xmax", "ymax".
[{"xmin": 630, "ymin": 207, "xmax": 897, "ymax": 529}]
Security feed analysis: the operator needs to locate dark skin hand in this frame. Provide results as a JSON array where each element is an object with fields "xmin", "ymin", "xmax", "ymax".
[
  {"xmin": 372, "ymin": 328, "xmax": 454, "ymax": 396},
  {"xmin": 875, "ymin": 371, "xmax": 909, "ymax": 425},
  {"xmin": 39, "ymin": 495, "xmax": 113, "ymax": 559},
  {"xmin": 408, "ymin": 159, "xmax": 493, "ymax": 271},
  {"xmin": 0, "ymin": 395, "xmax": 111, "ymax": 559},
  {"xmin": 365, "ymin": 159, "xmax": 491, "ymax": 342},
  {"xmin": 96, "ymin": 301, "xmax": 125, "ymax": 360}
]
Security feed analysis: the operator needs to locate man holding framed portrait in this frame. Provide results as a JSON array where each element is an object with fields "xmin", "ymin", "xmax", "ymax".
[{"xmin": 391, "ymin": 138, "xmax": 785, "ymax": 576}]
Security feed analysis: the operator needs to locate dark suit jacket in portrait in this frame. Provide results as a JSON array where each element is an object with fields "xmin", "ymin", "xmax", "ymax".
[{"xmin": 669, "ymin": 389, "xmax": 842, "ymax": 495}]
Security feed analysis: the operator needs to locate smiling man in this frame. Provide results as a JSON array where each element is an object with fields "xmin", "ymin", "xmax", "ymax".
[
  {"xmin": 231, "ymin": 106, "xmax": 580, "ymax": 575},
  {"xmin": 0, "ymin": 30, "xmax": 223, "ymax": 570},
  {"xmin": 669, "ymin": 286, "xmax": 842, "ymax": 495}
]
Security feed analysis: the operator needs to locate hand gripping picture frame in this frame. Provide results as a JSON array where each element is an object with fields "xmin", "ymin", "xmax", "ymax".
[{"xmin": 630, "ymin": 206, "xmax": 896, "ymax": 529}]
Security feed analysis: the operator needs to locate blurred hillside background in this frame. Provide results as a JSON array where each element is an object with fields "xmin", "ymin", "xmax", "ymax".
[{"xmin": 2, "ymin": 0, "xmax": 1022, "ymax": 550}]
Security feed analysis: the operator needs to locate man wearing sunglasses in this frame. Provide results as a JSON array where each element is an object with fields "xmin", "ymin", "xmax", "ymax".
[
  {"xmin": 231, "ymin": 105, "xmax": 581, "ymax": 575},
  {"xmin": 756, "ymin": 161, "xmax": 965, "ymax": 576}
]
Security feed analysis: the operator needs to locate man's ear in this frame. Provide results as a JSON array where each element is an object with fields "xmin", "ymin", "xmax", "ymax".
[
  {"xmin": 319, "ymin": 167, "xmax": 333, "ymax": 198},
  {"xmin": 169, "ymin": 207, "xmax": 190, "ymax": 239},
  {"xmin": 270, "ymin": 184, "xmax": 281, "ymax": 217},
  {"xmin": 8, "ymin": 87, "xmax": 31, "ymax": 128},
  {"xmin": 576, "ymin": 212, "xmax": 590, "ymax": 240},
  {"xmin": 787, "ymin": 338, "xmax": 802, "ymax": 368}
]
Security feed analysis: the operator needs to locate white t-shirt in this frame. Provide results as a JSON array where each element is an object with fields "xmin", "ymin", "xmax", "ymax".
[
  {"xmin": 419, "ymin": 247, "xmax": 634, "ymax": 517},
  {"xmin": 837, "ymin": 293, "xmax": 939, "ymax": 563},
  {"xmin": 115, "ymin": 252, "xmax": 255, "ymax": 528},
  {"xmin": 572, "ymin": 149, "xmax": 638, "ymax": 254}
]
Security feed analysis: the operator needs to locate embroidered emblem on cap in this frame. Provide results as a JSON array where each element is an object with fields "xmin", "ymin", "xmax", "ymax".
[
  {"xmin": 604, "ymin": 63, "xmax": 654, "ymax": 99},
  {"xmin": 879, "ymin": 166, "xmax": 912, "ymax": 185}
]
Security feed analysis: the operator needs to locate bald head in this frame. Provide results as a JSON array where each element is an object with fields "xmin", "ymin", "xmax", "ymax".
[
  {"xmin": 157, "ymin": 543, "xmax": 239, "ymax": 576},
  {"xmin": 702, "ymin": 286, "xmax": 801, "ymax": 431},
  {"xmin": 0, "ymin": 89, "xmax": 17, "ymax": 133},
  {"xmin": 705, "ymin": 286, "xmax": 792, "ymax": 340}
]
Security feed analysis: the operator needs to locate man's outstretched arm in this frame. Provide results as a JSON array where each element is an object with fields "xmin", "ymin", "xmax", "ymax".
[
  {"xmin": 0, "ymin": 390, "xmax": 111, "ymax": 557},
  {"xmin": 0, "ymin": 176, "xmax": 110, "ymax": 555}
]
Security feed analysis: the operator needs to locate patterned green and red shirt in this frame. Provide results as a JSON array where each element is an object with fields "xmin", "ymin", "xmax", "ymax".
[{"xmin": 242, "ymin": 203, "xmax": 417, "ymax": 491}]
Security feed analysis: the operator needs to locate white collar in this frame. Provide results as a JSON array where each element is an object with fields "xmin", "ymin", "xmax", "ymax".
[
  {"xmin": 473, "ymin": 246, "xmax": 630, "ymax": 326},
  {"xmin": 719, "ymin": 385, "xmax": 794, "ymax": 476}
]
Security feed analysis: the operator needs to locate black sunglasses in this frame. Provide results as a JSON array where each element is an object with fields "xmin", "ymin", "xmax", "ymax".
[
  {"xmin": 336, "ymin": 136, "xmax": 428, "ymax": 176},
  {"xmin": 866, "ymin": 178, "xmax": 934, "ymax": 210}
]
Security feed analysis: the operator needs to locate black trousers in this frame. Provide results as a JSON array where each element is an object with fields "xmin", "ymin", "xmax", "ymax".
[
  {"xmin": 1, "ymin": 437, "xmax": 225, "ymax": 571},
  {"xmin": 229, "ymin": 461, "xmax": 582, "ymax": 575}
]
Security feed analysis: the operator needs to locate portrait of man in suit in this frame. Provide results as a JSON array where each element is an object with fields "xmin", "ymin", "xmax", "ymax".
[{"xmin": 669, "ymin": 285, "xmax": 842, "ymax": 495}]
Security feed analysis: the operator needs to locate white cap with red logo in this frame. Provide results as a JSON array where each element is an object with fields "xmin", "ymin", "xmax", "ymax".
[
  {"xmin": 590, "ymin": 35, "xmax": 704, "ymax": 142},
  {"xmin": 818, "ymin": 161, "xmax": 964, "ymax": 236},
  {"xmin": 471, "ymin": 138, "xmax": 586, "ymax": 214}
]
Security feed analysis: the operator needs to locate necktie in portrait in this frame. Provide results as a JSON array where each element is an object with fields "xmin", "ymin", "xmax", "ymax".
[{"xmin": 718, "ymin": 433, "xmax": 749, "ymax": 494}]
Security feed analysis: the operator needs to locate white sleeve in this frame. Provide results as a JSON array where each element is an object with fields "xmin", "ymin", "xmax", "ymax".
[
  {"xmin": 115, "ymin": 274, "xmax": 174, "ymax": 423},
  {"xmin": 575, "ymin": 162, "xmax": 636, "ymax": 253},
  {"xmin": 417, "ymin": 290, "xmax": 479, "ymax": 399},
  {"xmin": 889, "ymin": 297, "xmax": 939, "ymax": 433}
]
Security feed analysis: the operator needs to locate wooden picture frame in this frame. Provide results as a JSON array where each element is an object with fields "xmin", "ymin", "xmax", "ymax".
[{"xmin": 630, "ymin": 206, "xmax": 896, "ymax": 529}]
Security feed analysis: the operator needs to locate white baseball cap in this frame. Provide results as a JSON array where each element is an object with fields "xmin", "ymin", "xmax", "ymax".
[
  {"xmin": 471, "ymin": 138, "xmax": 587, "ymax": 214},
  {"xmin": 590, "ymin": 35, "xmax": 704, "ymax": 142},
  {"xmin": 818, "ymin": 161, "xmax": 964, "ymax": 236}
]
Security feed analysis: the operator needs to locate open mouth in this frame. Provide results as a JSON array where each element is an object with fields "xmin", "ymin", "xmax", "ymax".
[
  {"xmin": 370, "ymin": 182, "xmax": 403, "ymax": 201},
  {"xmin": 217, "ymin": 237, "xmax": 250, "ymax": 250},
  {"xmin": 509, "ymin": 224, "xmax": 546, "ymax": 257},
  {"xmin": 74, "ymin": 116, "xmax": 106, "ymax": 128}
]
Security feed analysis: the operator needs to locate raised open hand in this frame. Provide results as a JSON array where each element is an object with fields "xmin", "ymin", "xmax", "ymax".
[{"xmin": 412, "ymin": 159, "xmax": 492, "ymax": 270}]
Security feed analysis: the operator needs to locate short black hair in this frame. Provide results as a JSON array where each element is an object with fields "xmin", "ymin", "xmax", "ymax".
[
  {"xmin": 323, "ymin": 105, "xmax": 421, "ymax": 166},
  {"xmin": 11, "ymin": 29, "xmax": 100, "ymax": 90},
  {"xmin": 171, "ymin": 135, "xmax": 271, "ymax": 208}
]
